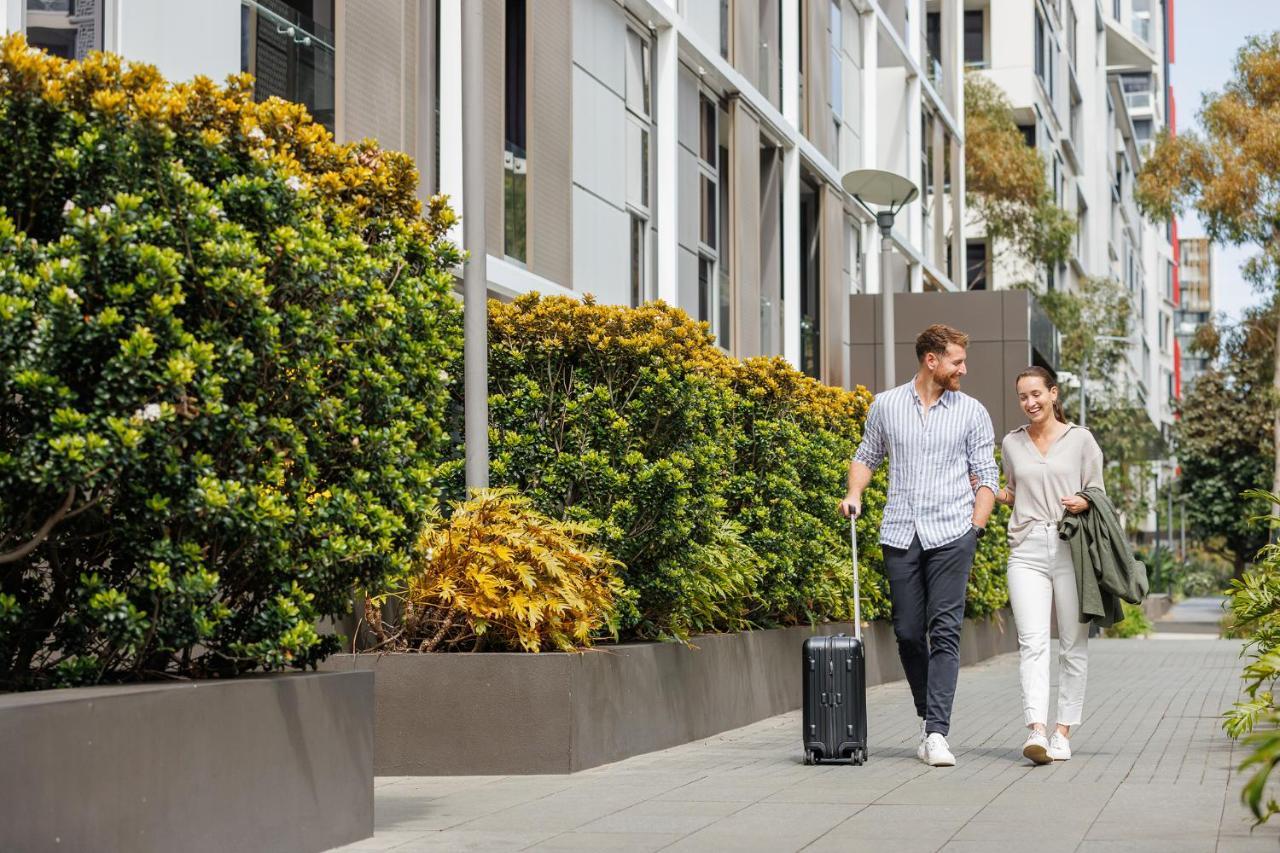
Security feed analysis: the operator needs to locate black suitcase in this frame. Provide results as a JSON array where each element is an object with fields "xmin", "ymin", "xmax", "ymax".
[{"xmin": 802, "ymin": 516, "xmax": 868, "ymax": 765}]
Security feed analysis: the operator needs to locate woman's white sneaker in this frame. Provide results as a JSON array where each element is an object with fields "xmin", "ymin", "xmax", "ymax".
[
  {"xmin": 1022, "ymin": 730, "xmax": 1052, "ymax": 765},
  {"xmin": 916, "ymin": 720, "xmax": 928, "ymax": 762},
  {"xmin": 1048, "ymin": 731, "xmax": 1072, "ymax": 761},
  {"xmin": 923, "ymin": 733, "xmax": 956, "ymax": 767}
]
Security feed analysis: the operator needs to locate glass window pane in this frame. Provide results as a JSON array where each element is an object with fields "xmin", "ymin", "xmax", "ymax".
[
  {"xmin": 701, "ymin": 175, "xmax": 716, "ymax": 249},
  {"xmin": 964, "ymin": 11, "xmax": 984, "ymax": 65},
  {"xmin": 630, "ymin": 215, "xmax": 646, "ymax": 307},
  {"xmin": 700, "ymin": 96, "xmax": 716, "ymax": 164},
  {"xmin": 625, "ymin": 29, "xmax": 644, "ymax": 116}
]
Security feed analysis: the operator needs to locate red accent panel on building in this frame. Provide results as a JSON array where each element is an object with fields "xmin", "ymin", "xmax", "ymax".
[
  {"xmin": 1174, "ymin": 339, "xmax": 1183, "ymax": 402},
  {"xmin": 1169, "ymin": 87, "xmax": 1177, "ymax": 136},
  {"xmin": 1167, "ymin": 0, "xmax": 1176, "ymax": 64}
]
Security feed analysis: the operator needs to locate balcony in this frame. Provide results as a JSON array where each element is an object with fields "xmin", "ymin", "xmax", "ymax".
[{"xmin": 1105, "ymin": 3, "xmax": 1159, "ymax": 71}]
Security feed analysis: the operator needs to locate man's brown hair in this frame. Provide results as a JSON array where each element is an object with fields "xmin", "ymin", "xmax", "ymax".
[{"xmin": 915, "ymin": 324, "xmax": 969, "ymax": 363}]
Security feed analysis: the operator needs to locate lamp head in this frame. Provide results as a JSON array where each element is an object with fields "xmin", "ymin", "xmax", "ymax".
[{"xmin": 840, "ymin": 169, "xmax": 919, "ymax": 210}]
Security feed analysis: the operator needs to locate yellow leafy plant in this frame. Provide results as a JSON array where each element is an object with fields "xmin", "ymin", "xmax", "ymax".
[{"xmin": 366, "ymin": 489, "xmax": 627, "ymax": 653}]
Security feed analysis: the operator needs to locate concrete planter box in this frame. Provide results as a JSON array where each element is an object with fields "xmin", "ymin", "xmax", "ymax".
[
  {"xmin": 321, "ymin": 611, "xmax": 1016, "ymax": 775},
  {"xmin": 0, "ymin": 671, "xmax": 374, "ymax": 853}
]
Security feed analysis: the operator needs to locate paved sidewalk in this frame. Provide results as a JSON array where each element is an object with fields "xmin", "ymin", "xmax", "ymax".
[
  {"xmin": 332, "ymin": 638, "xmax": 1276, "ymax": 852},
  {"xmin": 1154, "ymin": 596, "xmax": 1228, "ymax": 637}
]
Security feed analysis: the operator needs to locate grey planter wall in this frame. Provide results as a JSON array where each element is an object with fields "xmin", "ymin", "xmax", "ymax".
[
  {"xmin": 0, "ymin": 671, "xmax": 373, "ymax": 853},
  {"xmin": 321, "ymin": 612, "xmax": 1017, "ymax": 775}
]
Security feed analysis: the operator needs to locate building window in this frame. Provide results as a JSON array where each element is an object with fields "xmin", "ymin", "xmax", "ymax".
[
  {"xmin": 241, "ymin": 0, "xmax": 336, "ymax": 131},
  {"xmin": 964, "ymin": 10, "xmax": 985, "ymax": 67},
  {"xmin": 799, "ymin": 176, "xmax": 821, "ymax": 379},
  {"xmin": 25, "ymin": 0, "xmax": 102, "ymax": 59},
  {"xmin": 697, "ymin": 93, "xmax": 730, "ymax": 350},
  {"xmin": 720, "ymin": 0, "xmax": 730, "ymax": 60},
  {"xmin": 1018, "ymin": 123, "xmax": 1036, "ymax": 148},
  {"xmin": 625, "ymin": 25, "xmax": 653, "ymax": 305},
  {"xmin": 1034, "ymin": 7, "xmax": 1053, "ymax": 99},
  {"xmin": 966, "ymin": 241, "xmax": 988, "ymax": 290},
  {"xmin": 630, "ymin": 214, "xmax": 646, "ymax": 308},
  {"xmin": 926, "ymin": 12, "xmax": 942, "ymax": 82},
  {"xmin": 503, "ymin": 0, "xmax": 528, "ymax": 262}
]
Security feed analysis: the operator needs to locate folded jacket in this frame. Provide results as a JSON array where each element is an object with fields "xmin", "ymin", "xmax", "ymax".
[{"xmin": 1057, "ymin": 486, "xmax": 1149, "ymax": 629}]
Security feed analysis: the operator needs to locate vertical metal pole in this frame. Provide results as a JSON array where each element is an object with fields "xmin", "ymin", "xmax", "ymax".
[
  {"xmin": 462, "ymin": 0, "xmax": 489, "ymax": 491},
  {"xmin": 1180, "ymin": 497, "xmax": 1186, "ymax": 561},
  {"xmin": 879, "ymin": 214, "xmax": 895, "ymax": 391},
  {"xmin": 1167, "ymin": 465, "xmax": 1175, "ymax": 566},
  {"xmin": 1079, "ymin": 352, "xmax": 1088, "ymax": 428}
]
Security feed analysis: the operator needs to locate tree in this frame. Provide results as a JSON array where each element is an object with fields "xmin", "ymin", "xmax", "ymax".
[
  {"xmin": 964, "ymin": 74, "xmax": 1076, "ymax": 271},
  {"xmin": 1137, "ymin": 32, "xmax": 1280, "ymax": 531},
  {"xmin": 1177, "ymin": 300, "xmax": 1277, "ymax": 578}
]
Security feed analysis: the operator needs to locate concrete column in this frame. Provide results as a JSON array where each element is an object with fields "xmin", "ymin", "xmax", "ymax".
[
  {"xmin": 860, "ymin": 10, "xmax": 880, "ymax": 296},
  {"xmin": 655, "ymin": 22, "xmax": 679, "ymax": 304}
]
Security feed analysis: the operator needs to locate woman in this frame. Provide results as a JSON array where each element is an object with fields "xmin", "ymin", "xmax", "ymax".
[{"xmin": 993, "ymin": 366, "xmax": 1104, "ymax": 765}]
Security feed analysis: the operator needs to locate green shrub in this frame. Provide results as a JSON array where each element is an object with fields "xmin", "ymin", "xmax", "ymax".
[
  {"xmin": 1223, "ymin": 490, "xmax": 1280, "ymax": 824},
  {"xmin": 1104, "ymin": 601, "xmax": 1153, "ymax": 638},
  {"xmin": 451, "ymin": 293, "xmax": 1010, "ymax": 641},
  {"xmin": 0, "ymin": 36, "xmax": 461, "ymax": 688}
]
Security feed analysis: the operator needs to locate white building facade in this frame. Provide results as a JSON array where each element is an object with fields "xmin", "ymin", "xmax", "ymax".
[
  {"xmin": 967, "ymin": 0, "xmax": 1179, "ymax": 436},
  {"xmin": 3, "ymin": 0, "xmax": 976, "ymax": 392}
]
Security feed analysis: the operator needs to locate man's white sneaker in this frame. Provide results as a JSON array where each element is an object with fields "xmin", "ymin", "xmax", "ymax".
[
  {"xmin": 1022, "ymin": 730, "xmax": 1052, "ymax": 765},
  {"xmin": 923, "ymin": 732, "xmax": 956, "ymax": 767},
  {"xmin": 916, "ymin": 719, "xmax": 928, "ymax": 762},
  {"xmin": 1048, "ymin": 731, "xmax": 1072, "ymax": 761}
]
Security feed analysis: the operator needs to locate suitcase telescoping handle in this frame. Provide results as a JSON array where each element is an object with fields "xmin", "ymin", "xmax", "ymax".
[{"xmin": 850, "ymin": 515, "xmax": 861, "ymax": 643}]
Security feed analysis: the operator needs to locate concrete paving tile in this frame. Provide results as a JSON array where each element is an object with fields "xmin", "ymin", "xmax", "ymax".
[
  {"xmin": 573, "ymin": 811, "xmax": 723, "ymax": 835},
  {"xmin": 386, "ymin": 829, "xmax": 559, "ymax": 852},
  {"xmin": 874, "ymin": 779, "xmax": 1014, "ymax": 807},
  {"xmin": 1075, "ymin": 840, "xmax": 1217, "ymax": 853},
  {"xmin": 523, "ymin": 831, "xmax": 684, "ymax": 852}
]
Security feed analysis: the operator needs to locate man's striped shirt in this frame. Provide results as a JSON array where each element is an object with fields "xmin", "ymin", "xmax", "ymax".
[{"xmin": 853, "ymin": 380, "xmax": 999, "ymax": 550}]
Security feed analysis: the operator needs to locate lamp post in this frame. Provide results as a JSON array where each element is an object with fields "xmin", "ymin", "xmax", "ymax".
[
  {"xmin": 841, "ymin": 169, "xmax": 918, "ymax": 391},
  {"xmin": 461, "ymin": 0, "xmax": 488, "ymax": 490}
]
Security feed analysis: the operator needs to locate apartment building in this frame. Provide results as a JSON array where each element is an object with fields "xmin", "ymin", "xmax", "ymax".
[
  {"xmin": 3, "ymin": 0, "xmax": 976, "ymax": 393},
  {"xmin": 1176, "ymin": 236, "xmax": 1214, "ymax": 393},
  {"xmin": 967, "ymin": 0, "xmax": 1179, "ymax": 436}
]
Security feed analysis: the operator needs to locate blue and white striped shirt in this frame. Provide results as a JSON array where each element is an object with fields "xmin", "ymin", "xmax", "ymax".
[{"xmin": 853, "ymin": 381, "xmax": 1000, "ymax": 550}]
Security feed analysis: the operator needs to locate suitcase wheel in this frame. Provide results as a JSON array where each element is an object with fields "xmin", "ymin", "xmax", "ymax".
[
  {"xmin": 803, "ymin": 750, "xmax": 818, "ymax": 766},
  {"xmin": 850, "ymin": 747, "xmax": 867, "ymax": 766}
]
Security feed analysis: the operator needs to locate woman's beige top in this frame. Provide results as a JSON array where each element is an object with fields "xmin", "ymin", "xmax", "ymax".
[{"xmin": 1001, "ymin": 423, "xmax": 1105, "ymax": 548}]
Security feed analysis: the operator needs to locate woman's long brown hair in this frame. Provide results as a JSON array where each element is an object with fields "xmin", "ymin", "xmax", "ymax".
[{"xmin": 1015, "ymin": 366, "xmax": 1067, "ymax": 424}]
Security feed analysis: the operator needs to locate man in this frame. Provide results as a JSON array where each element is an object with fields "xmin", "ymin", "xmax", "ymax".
[{"xmin": 839, "ymin": 324, "xmax": 998, "ymax": 767}]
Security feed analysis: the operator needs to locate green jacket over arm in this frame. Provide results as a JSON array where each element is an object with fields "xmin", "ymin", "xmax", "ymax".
[{"xmin": 1057, "ymin": 486, "xmax": 1149, "ymax": 629}]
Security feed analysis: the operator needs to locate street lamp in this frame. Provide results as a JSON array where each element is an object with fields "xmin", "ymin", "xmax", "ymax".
[{"xmin": 841, "ymin": 169, "xmax": 918, "ymax": 391}]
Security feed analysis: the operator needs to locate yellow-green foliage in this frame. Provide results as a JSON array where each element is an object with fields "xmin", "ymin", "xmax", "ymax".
[
  {"xmin": 373, "ymin": 490, "xmax": 626, "ymax": 653},
  {"xmin": 0, "ymin": 35, "xmax": 461, "ymax": 688},
  {"xmin": 447, "ymin": 293, "xmax": 1010, "ymax": 640}
]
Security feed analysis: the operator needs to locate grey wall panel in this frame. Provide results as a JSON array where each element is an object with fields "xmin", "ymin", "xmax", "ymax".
[
  {"xmin": 677, "ymin": 65, "xmax": 700, "ymax": 153},
  {"xmin": 571, "ymin": 65, "xmax": 626, "ymax": 210},
  {"xmin": 572, "ymin": 0, "xmax": 624, "ymax": 95},
  {"xmin": 678, "ymin": 147, "xmax": 700, "ymax": 252},
  {"xmin": 684, "ymin": 0, "xmax": 720, "ymax": 53},
  {"xmin": 572, "ymin": 186, "xmax": 628, "ymax": 305},
  {"xmin": 484, "ymin": 0, "xmax": 505, "ymax": 259},
  {"xmin": 759, "ymin": 146, "xmax": 783, "ymax": 356},
  {"xmin": 528, "ymin": 0, "xmax": 573, "ymax": 287}
]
